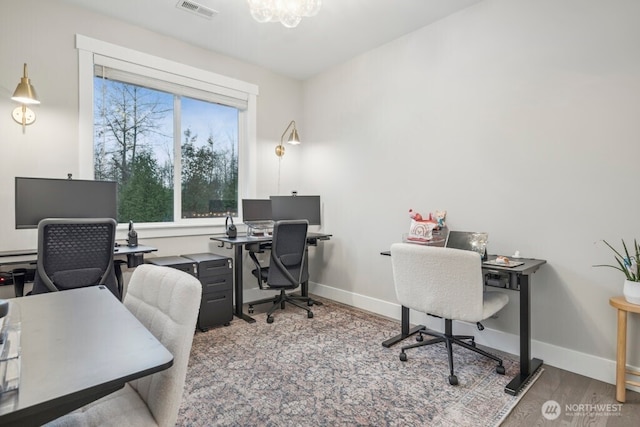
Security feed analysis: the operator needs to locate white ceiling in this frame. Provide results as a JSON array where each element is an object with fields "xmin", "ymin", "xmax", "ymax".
[{"xmin": 59, "ymin": 0, "xmax": 483, "ymax": 80}]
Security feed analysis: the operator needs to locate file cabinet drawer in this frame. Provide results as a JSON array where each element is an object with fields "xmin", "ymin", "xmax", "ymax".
[
  {"xmin": 146, "ymin": 256, "xmax": 195, "ymax": 276},
  {"xmin": 181, "ymin": 253, "xmax": 232, "ymax": 278},
  {"xmin": 198, "ymin": 290, "xmax": 233, "ymax": 330},
  {"xmin": 201, "ymin": 274, "xmax": 233, "ymax": 294}
]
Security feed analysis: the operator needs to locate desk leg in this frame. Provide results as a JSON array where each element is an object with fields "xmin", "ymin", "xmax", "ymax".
[
  {"xmin": 233, "ymin": 244, "xmax": 255, "ymax": 323},
  {"xmin": 505, "ymin": 273, "xmax": 543, "ymax": 395},
  {"xmin": 615, "ymin": 308, "xmax": 627, "ymax": 403},
  {"xmin": 382, "ymin": 305, "xmax": 425, "ymax": 348},
  {"xmin": 113, "ymin": 260, "xmax": 126, "ymax": 301}
]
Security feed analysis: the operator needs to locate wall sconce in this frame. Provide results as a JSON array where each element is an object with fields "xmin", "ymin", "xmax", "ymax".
[
  {"xmin": 275, "ymin": 120, "xmax": 300, "ymax": 157},
  {"xmin": 11, "ymin": 63, "xmax": 40, "ymax": 129}
]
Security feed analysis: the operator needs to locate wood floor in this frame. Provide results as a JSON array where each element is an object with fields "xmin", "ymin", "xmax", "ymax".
[{"xmin": 502, "ymin": 364, "xmax": 640, "ymax": 426}]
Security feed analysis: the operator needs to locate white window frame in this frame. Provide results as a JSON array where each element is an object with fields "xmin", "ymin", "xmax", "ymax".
[{"xmin": 76, "ymin": 34, "xmax": 258, "ymax": 238}]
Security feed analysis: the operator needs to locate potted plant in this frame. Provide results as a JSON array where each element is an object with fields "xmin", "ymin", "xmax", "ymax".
[{"xmin": 595, "ymin": 239, "xmax": 640, "ymax": 304}]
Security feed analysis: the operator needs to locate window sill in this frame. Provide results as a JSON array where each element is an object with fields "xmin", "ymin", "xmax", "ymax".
[{"xmin": 114, "ymin": 221, "xmax": 244, "ymax": 240}]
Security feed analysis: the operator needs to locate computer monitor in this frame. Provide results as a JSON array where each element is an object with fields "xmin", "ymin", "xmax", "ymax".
[
  {"xmin": 241, "ymin": 199, "xmax": 272, "ymax": 222},
  {"xmin": 270, "ymin": 195, "xmax": 321, "ymax": 225},
  {"xmin": 445, "ymin": 230, "xmax": 488, "ymax": 257},
  {"xmin": 15, "ymin": 177, "xmax": 118, "ymax": 229}
]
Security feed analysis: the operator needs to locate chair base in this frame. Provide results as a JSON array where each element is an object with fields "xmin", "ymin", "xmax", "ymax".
[
  {"xmin": 248, "ymin": 289, "xmax": 314, "ymax": 323},
  {"xmin": 399, "ymin": 319, "xmax": 505, "ymax": 385}
]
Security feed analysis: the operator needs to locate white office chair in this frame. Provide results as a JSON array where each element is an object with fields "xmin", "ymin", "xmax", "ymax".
[
  {"xmin": 46, "ymin": 264, "xmax": 202, "ymax": 427},
  {"xmin": 390, "ymin": 243, "xmax": 509, "ymax": 386}
]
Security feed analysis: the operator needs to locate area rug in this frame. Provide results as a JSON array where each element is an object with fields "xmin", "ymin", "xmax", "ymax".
[{"xmin": 177, "ymin": 298, "xmax": 539, "ymax": 426}]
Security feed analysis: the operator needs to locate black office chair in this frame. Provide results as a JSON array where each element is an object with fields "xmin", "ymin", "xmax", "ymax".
[
  {"xmin": 31, "ymin": 218, "xmax": 120, "ymax": 299},
  {"xmin": 247, "ymin": 220, "xmax": 314, "ymax": 323}
]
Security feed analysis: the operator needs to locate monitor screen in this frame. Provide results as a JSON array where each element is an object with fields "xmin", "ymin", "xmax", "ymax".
[
  {"xmin": 445, "ymin": 231, "xmax": 488, "ymax": 256},
  {"xmin": 270, "ymin": 195, "xmax": 321, "ymax": 225},
  {"xmin": 15, "ymin": 177, "xmax": 118, "ymax": 229},
  {"xmin": 242, "ymin": 199, "xmax": 272, "ymax": 222}
]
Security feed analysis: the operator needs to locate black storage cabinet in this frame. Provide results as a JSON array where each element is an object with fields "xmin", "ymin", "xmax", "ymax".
[
  {"xmin": 147, "ymin": 253, "xmax": 233, "ymax": 331},
  {"xmin": 182, "ymin": 253, "xmax": 233, "ymax": 331}
]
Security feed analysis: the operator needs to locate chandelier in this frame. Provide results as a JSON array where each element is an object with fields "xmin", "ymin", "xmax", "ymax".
[{"xmin": 247, "ymin": 0, "xmax": 322, "ymax": 28}]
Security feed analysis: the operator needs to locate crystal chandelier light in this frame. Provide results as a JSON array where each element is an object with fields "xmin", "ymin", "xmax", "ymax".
[{"xmin": 247, "ymin": 0, "xmax": 322, "ymax": 28}]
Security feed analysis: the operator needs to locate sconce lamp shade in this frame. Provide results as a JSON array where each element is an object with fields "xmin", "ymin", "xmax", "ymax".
[
  {"xmin": 288, "ymin": 128, "xmax": 300, "ymax": 145},
  {"xmin": 276, "ymin": 120, "xmax": 301, "ymax": 157},
  {"xmin": 11, "ymin": 63, "xmax": 40, "ymax": 105}
]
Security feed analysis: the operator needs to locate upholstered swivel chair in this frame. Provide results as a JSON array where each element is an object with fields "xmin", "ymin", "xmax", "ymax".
[
  {"xmin": 32, "ymin": 218, "xmax": 120, "ymax": 299},
  {"xmin": 46, "ymin": 264, "xmax": 202, "ymax": 427},
  {"xmin": 390, "ymin": 243, "xmax": 509, "ymax": 386},
  {"xmin": 248, "ymin": 220, "xmax": 313, "ymax": 323}
]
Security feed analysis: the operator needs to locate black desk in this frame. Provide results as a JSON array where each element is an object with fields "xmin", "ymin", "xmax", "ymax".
[
  {"xmin": 0, "ymin": 286, "xmax": 173, "ymax": 426},
  {"xmin": 211, "ymin": 232, "xmax": 332, "ymax": 323},
  {"xmin": 380, "ymin": 250, "xmax": 546, "ymax": 396},
  {"xmin": 0, "ymin": 245, "xmax": 157, "ymax": 298}
]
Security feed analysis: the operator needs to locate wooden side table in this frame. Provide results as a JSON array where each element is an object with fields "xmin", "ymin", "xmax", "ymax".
[{"xmin": 610, "ymin": 296, "xmax": 640, "ymax": 402}]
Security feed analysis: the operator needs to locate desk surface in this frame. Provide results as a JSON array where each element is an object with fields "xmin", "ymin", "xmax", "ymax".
[
  {"xmin": 380, "ymin": 250, "xmax": 546, "ymax": 275},
  {"xmin": 0, "ymin": 286, "xmax": 173, "ymax": 426},
  {"xmin": 482, "ymin": 255, "xmax": 546, "ymax": 275},
  {"xmin": 211, "ymin": 232, "xmax": 332, "ymax": 245},
  {"xmin": 0, "ymin": 244, "xmax": 157, "ymax": 266}
]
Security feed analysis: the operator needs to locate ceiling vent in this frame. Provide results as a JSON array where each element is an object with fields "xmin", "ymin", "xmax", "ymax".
[{"xmin": 176, "ymin": 0, "xmax": 218, "ymax": 19}]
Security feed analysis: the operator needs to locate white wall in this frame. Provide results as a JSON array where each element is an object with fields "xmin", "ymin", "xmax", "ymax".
[
  {"xmin": 301, "ymin": 0, "xmax": 640, "ymax": 381},
  {"xmin": 0, "ymin": 0, "xmax": 303, "ymax": 298}
]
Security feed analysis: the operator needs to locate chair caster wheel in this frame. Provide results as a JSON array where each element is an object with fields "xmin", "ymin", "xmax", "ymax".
[
  {"xmin": 307, "ymin": 301, "xmax": 314, "ymax": 306},
  {"xmin": 470, "ymin": 340, "xmax": 476, "ymax": 347},
  {"xmin": 307, "ymin": 311, "xmax": 314, "ymax": 318},
  {"xmin": 266, "ymin": 316, "xmax": 274, "ymax": 324},
  {"xmin": 449, "ymin": 375, "xmax": 458, "ymax": 385},
  {"xmin": 416, "ymin": 334, "xmax": 424, "ymax": 342},
  {"xmin": 496, "ymin": 365, "xmax": 505, "ymax": 375},
  {"xmin": 399, "ymin": 352, "xmax": 408, "ymax": 362},
  {"xmin": 248, "ymin": 306, "xmax": 254, "ymax": 314}
]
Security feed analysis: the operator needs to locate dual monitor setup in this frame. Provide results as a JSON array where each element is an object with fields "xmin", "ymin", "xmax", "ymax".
[
  {"xmin": 242, "ymin": 196, "xmax": 321, "ymax": 231},
  {"xmin": 14, "ymin": 176, "xmax": 321, "ymax": 231}
]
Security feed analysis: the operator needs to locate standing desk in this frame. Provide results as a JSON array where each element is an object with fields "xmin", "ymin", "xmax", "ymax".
[
  {"xmin": 381, "ymin": 250, "xmax": 546, "ymax": 396},
  {"xmin": 211, "ymin": 232, "xmax": 332, "ymax": 323},
  {"xmin": 0, "ymin": 245, "xmax": 157, "ymax": 298},
  {"xmin": 0, "ymin": 286, "xmax": 173, "ymax": 426}
]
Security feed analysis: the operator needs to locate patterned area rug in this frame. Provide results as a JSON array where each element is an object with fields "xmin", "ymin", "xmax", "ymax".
[{"xmin": 177, "ymin": 298, "xmax": 538, "ymax": 426}]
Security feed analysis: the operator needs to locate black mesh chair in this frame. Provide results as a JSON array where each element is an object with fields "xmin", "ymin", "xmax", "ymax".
[
  {"xmin": 248, "ymin": 220, "xmax": 314, "ymax": 323},
  {"xmin": 31, "ymin": 218, "xmax": 120, "ymax": 299}
]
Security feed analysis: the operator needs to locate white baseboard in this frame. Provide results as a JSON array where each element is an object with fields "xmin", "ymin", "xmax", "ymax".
[{"xmin": 308, "ymin": 281, "xmax": 640, "ymax": 394}]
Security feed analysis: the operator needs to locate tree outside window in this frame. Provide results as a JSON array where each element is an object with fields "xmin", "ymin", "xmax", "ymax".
[{"xmin": 94, "ymin": 77, "xmax": 239, "ymax": 224}]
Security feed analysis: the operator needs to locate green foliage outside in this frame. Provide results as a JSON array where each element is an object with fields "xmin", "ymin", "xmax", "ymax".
[{"xmin": 94, "ymin": 77, "xmax": 238, "ymax": 223}]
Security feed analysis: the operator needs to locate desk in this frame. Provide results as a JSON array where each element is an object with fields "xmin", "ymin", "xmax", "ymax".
[
  {"xmin": 211, "ymin": 232, "xmax": 332, "ymax": 323},
  {"xmin": 609, "ymin": 296, "xmax": 640, "ymax": 403},
  {"xmin": 0, "ymin": 286, "xmax": 173, "ymax": 426},
  {"xmin": 0, "ymin": 245, "xmax": 157, "ymax": 298},
  {"xmin": 381, "ymin": 250, "xmax": 546, "ymax": 396}
]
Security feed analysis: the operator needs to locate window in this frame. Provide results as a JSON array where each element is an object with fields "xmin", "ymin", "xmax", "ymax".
[{"xmin": 77, "ymin": 35, "xmax": 258, "ymax": 235}]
